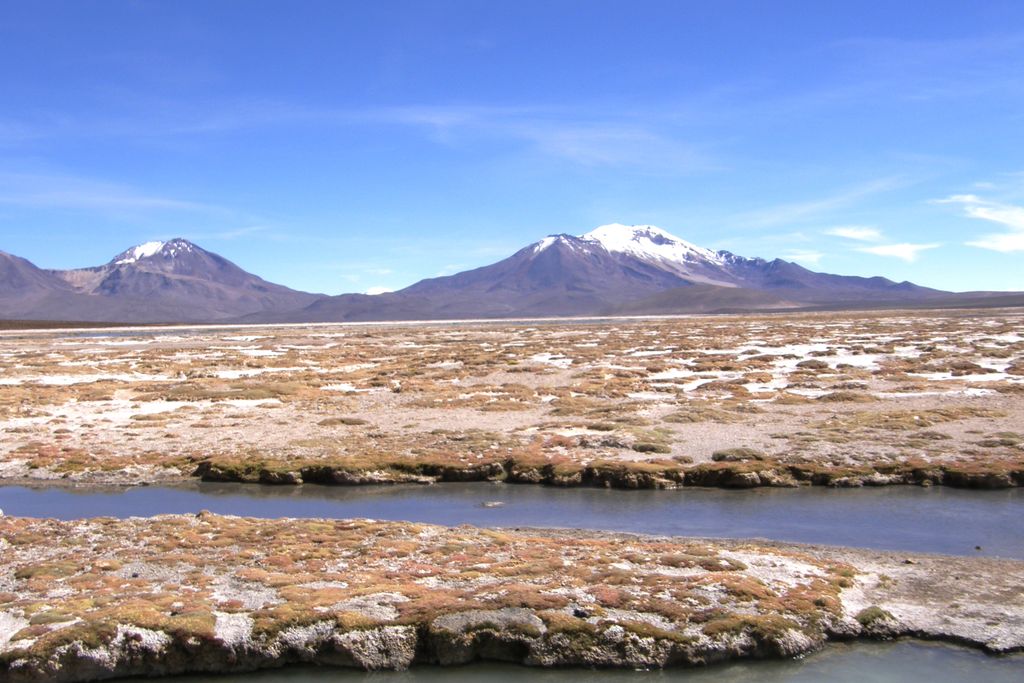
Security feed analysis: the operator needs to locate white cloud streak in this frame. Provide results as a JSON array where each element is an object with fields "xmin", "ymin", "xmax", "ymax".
[
  {"xmin": 732, "ymin": 177, "xmax": 906, "ymax": 229},
  {"xmin": 936, "ymin": 193, "xmax": 1024, "ymax": 253},
  {"xmin": 967, "ymin": 232, "xmax": 1024, "ymax": 252},
  {"xmin": 825, "ymin": 225, "xmax": 883, "ymax": 241},
  {"xmin": 375, "ymin": 105, "xmax": 714, "ymax": 171},
  {"xmin": 782, "ymin": 250, "xmax": 824, "ymax": 266},
  {"xmin": 857, "ymin": 243, "xmax": 941, "ymax": 262},
  {"xmin": 3, "ymin": 102, "xmax": 715, "ymax": 174},
  {"xmin": 436, "ymin": 264, "xmax": 467, "ymax": 276},
  {"xmin": 184, "ymin": 225, "xmax": 270, "ymax": 241}
]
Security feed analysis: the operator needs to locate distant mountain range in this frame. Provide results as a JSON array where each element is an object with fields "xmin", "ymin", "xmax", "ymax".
[{"xmin": 2, "ymin": 225, "xmax": 1021, "ymax": 323}]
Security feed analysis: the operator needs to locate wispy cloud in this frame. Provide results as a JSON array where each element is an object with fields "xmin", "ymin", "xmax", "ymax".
[
  {"xmin": 436, "ymin": 264, "xmax": 467, "ymax": 276},
  {"xmin": 372, "ymin": 104, "xmax": 544, "ymax": 130},
  {"xmin": 782, "ymin": 250, "xmax": 824, "ymax": 266},
  {"xmin": 364, "ymin": 286, "xmax": 394, "ymax": 295},
  {"xmin": 857, "ymin": 242, "xmax": 940, "ymax": 262},
  {"xmin": 825, "ymin": 225, "xmax": 883, "ymax": 241},
  {"xmin": 184, "ymin": 225, "xmax": 270, "ymax": 241},
  {"xmin": 936, "ymin": 193, "xmax": 1024, "ymax": 253},
  {"xmin": 372, "ymin": 104, "xmax": 713, "ymax": 171},
  {"xmin": 2, "ymin": 100, "xmax": 715, "ymax": 173},
  {"xmin": 512, "ymin": 122, "xmax": 709, "ymax": 171},
  {"xmin": 826, "ymin": 222, "xmax": 939, "ymax": 263},
  {"xmin": 0, "ymin": 170, "xmax": 227, "ymax": 216},
  {"xmin": 733, "ymin": 177, "xmax": 906, "ymax": 229},
  {"xmin": 308, "ymin": 261, "xmax": 401, "ymax": 281},
  {"xmin": 967, "ymin": 232, "xmax": 1024, "ymax": 252}
]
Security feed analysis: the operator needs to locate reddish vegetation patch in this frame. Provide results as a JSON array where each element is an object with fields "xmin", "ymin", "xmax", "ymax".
[{"xmin": 0, "ymin": 514, "xmax": 859, "ymax": 679}]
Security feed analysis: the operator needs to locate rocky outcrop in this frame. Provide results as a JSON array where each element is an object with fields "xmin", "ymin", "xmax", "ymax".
[
  {"xmin": 0, "ymin": 612, "xmax": 847, "ymax": 681},
  {"xmin": 2, "ymin": 623, "xmax": 421, "ymax": 682},
  {"xmin": 3, "ymin": 598, "xmax": 1019, "ymax": 682}
]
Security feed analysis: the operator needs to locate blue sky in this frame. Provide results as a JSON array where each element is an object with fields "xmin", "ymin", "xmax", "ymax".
[{"xmin": 2, "ymin": 1, "xmax": 1023, "ymax": 294}]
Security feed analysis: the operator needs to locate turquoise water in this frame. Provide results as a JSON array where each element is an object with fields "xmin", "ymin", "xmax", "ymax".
[{"xmin": 114, "ymin": 642, "xmax": 1023, "ymax": 682}]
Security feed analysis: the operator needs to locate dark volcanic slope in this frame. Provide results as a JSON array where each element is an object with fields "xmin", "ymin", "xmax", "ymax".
[
  {"xmin": 401, "ymin": 235, "xmax": 690, "ymax": 316},
  {"xmin": 0, "ymin": 251, "xmax": 106, "ymax": 321},
  {"xmin": 606, "ymin": 284, "xmax": 798, "ymax": 315},
  {"xmin": 0, "ymin": 250, "xmax": 70, "ymax": 295},
  {"xmin": 719, "ymin": 256, "xmax": 943, "ymax": 302}
]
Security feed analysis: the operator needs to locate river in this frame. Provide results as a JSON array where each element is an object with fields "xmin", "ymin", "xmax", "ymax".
[{"xmin": 2, "ymin": 482, "xmax": 1021, "ymax": 558}]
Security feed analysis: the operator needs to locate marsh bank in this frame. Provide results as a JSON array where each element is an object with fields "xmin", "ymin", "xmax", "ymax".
[{"xmin": 1, "ymin": 514, "xmax": 1022, "ymax": 682}]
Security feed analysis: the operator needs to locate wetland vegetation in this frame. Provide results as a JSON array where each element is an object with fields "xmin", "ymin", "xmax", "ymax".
[
  {"xmin": 1, "ymin": 311, "xmax": 1022, "ymax": 490},
  {"xmin": 1, "ymin": 310, "xmax": 1022, "ymax": 680}
]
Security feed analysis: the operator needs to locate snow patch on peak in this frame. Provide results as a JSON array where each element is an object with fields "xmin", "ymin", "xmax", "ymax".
[
  {"xmin": 532, "ymin": 234, "xmax": 582, "ymax": 254},
  {"xmin": 114, "ymin": 239, "xmax": 195, "ymax": 265},
  {"xmin": 115, "ymin": 241, "xmax": 165, "ymax": 264},
  {"xmin": 161, "ymin": 239, "xmax": 195, "ymax": 258},
  {"xmin": 580, "ymin": 224, "xmax": 725, "ymax": 265},
  {"xmin": 533, "ymin": 236, "xmax": 558, "ymax": 254}
]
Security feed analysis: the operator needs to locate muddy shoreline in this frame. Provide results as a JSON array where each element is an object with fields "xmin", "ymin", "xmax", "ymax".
[
  {"xmin": 5, "ymin": 453, "xmax": 1022, "ymax": 491},
  {"xmin": 192, "ymin": 456, "xmax": 1024, "ymax": 489}
]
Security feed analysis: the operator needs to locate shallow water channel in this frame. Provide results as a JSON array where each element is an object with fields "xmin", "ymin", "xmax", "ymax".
[
  {"xmin": 1, "ymin": 482, "xmax": 1021, "ymax": 558},
  {"xmin": 111, "ymin": 641, "xmax": 1022, "ymax": 682}
]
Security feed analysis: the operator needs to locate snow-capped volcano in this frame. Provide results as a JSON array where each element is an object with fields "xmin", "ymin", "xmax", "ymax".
[
  {"xmin": 401, "ymin": 223, "xmax": 752, "ymax": 309},
  {"xmin": 98, "ymin": 238, "xmax": 249, "ymax": 284},
  {"xmin": 361, "ymin": 222, "xmax": 944, "ymax": 321}
]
